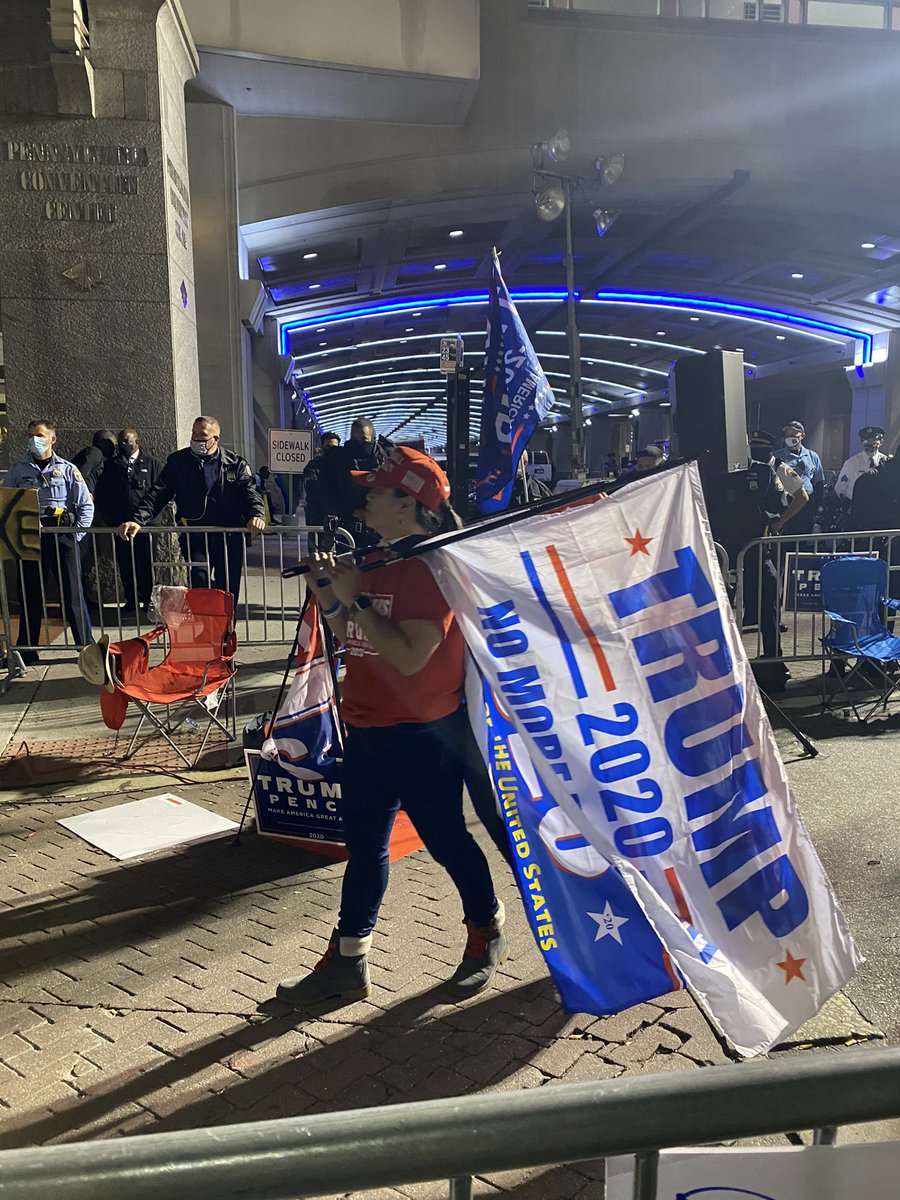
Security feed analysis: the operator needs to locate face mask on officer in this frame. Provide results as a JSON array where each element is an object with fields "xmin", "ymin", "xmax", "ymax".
[
  {"xmin": 190, "ymin": 430, "xmax": 218, "ymax": 457},
  {"xmin": 784, "ymin": 435, "xmax": 802, "ymax": 449},
  {"xmin": 28, "ymin": 435, "xmax": 48, "ymax": 457},
  {"xmin": 119, "ymin": 440, "xmax": 136, "ymax": 457}
]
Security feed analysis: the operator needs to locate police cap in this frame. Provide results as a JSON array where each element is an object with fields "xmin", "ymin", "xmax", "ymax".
[
  {"xmin": 748, "ymin": 428, "xmax": 776, "ymax": 447},
  {"xmin": 783, "ymin": 420, "xmax": 805, "ymax": 434},
  {"xmin": 859, "ymin": 426, "xmax": 885, "ymax": 440}
]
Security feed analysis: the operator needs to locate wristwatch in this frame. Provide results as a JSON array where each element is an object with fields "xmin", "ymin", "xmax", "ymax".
[{"xmin": 348, "ymin": 594, "xmax": 372, "ymax": 614}]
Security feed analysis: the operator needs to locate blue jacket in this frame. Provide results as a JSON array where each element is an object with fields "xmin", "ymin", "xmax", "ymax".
[
  {"xmin": 773, "ymin": 445, "xmax": 824, "ymax": 498},
  {"xmin": 5, "ymin": 453, "xmax": 94, "ymax": 540}
]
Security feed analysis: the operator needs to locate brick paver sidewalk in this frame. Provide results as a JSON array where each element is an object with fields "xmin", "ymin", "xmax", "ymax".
[{"xmin": 0, "ymin": 777, "xmax": 741, "ymax": 1197}]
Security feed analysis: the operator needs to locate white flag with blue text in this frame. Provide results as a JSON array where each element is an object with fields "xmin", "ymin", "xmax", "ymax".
[{"xmin": 430, "ymin": 463, "xmax": 860, "ymax": 1057}]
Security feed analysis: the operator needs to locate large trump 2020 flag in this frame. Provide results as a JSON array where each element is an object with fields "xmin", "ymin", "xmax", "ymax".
[
  {"xmin": 430, "ymin": 463, "xmax": 860, "ymax": 1057},
  {"xmin": 475, "ymin": 250, "xmax": 554, "ymax": 512}
]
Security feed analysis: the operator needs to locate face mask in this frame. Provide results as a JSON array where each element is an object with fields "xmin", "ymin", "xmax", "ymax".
[
  {"xmin": 749, "ymin": 446, "xmax": 773, "ymax": 463},
  {"xmin": 119, "ymin": 442, "xmax": 135, "ymax": 457},
  {"xmin": 190, "ymin": 439, "xmax": 211, "ymax": 456},
  {"xmin": 785, "ymin": 435, "xmax": 801, "ymax": 449},
  {"xmin": 28, "ymin": 435, "xmax": 48, "ymax": 457},
  {"xmin": 864, "ymin": 443, "xmax": 881, "ymax": 455}
]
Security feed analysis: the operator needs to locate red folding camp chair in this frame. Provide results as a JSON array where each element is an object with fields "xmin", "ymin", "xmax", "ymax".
[{"xmin": 116, "ymin": 586, "xmax": 237, "ymax": 767}]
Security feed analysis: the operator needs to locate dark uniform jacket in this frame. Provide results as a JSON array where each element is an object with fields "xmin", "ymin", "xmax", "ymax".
[
  {"xmin": 94, "ymin": 450, "xmax": 162, "ymax": 525},
  {"xmin": 72, "ymin": 445, "xmax": 108, "ymax": 493},
  {"xmin": 316, "ymin": 438, "xmax": 388, "ymax": 525},
  {"xmin": 131, "ymin": 447, "xmax": 265, "ymax": 528}
]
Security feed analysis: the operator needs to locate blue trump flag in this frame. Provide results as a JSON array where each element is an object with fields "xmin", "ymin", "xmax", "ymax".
[
  {"xmin": 476, "ymin": 250, "xmax": 555, "ymax": 512},
  {"xmin": 482, "ymin": 679, "xmax": 680, "ymax": 1014}
]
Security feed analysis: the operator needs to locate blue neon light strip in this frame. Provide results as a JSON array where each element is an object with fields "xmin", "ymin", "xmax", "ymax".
[
  {"xmin": 279, "ymin": 288, "xmax": 874, "ymax": 366},
  {"xmin": 278, "ymin": 291, "xmax": 576, "ymax": 355},
  {"xmin": 590, "ymin": 291, "xmax": 874, "ymax": 364}
]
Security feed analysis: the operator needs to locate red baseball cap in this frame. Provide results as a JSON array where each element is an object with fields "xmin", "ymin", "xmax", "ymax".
[{"xmin": 351, "ymin": 446, "xmax": 451, "ymax": 513}]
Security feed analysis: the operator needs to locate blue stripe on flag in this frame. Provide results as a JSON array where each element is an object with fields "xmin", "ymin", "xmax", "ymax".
[{"xmin": 520, "ymin": 549, "xmax": 588, "ymax": 699}]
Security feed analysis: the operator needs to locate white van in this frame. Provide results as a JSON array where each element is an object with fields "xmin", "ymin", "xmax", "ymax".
[{"xmin": 526, "ymin": 450, "xmax": 553, "ymax": 485}]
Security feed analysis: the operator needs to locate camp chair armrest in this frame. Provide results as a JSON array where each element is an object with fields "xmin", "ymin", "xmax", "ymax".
[
  {"xmin": 823, "ymin": 609, "xmax": 856, "ymax": 627},
  {"xmin": 884, "ymin": 597, "xmax": 900, "ymax": 612},
  {"xmin": 144, "ymin": 626, "xmax": 167, "ymax": 644}
]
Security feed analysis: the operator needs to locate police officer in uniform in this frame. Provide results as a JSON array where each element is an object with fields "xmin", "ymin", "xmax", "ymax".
[
  {"xmin": 835, "ymin": 426, "xmax": 889, "ymax": 521},
  {"xmin": 6, "ymin": 419, "xmax": 94, "ymax": 663},
  {"xmin": 117, "ymin": 416, "xmax": 265, "ymax": 607},
  {"xmin": 745, "ymin": 429, "xmax": 809, "ymax": 690},
  {"xmin": 95, "ymin": 428, "xmax": 161, "ymax": 615}
]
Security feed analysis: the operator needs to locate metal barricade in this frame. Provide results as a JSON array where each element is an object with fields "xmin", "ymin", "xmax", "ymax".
[
  {"xmin": 0, "ymin": 523, "xmax": 354, "ymax": 686},
  {"xmin": 0, "ymin": 1044, "xmax": 897, "ymax": 1199},
  {"xmin": 734, "ymin": 528, "xmax": 900, "ymax": 664}
]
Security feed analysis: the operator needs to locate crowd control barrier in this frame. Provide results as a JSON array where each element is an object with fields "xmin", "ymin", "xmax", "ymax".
[
  {"xmin": 734, "ymin": 528, "xmax": 900, "ymax": 665},
  {"xmin": 0, "ymin": 523, "xmax": 355, "ymax": 686},
  {"xmin": 0, "ymin": 1044, "xmax": 896, "ymax": 1200}
]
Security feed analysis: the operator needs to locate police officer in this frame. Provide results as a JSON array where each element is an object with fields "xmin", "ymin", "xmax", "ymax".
[
  {"xmin": 95, "ymin": 428, "xmax": 161, "ymax": 615},
  {"xmin": 745, "ymin": 429, "xmax": 808, "ymax": 690},
  {"xmin": 6, "ymin": 419, "xmax": 94, "ymax": 663},
  {"xmin": 117, "ymin": 416, "xmax": 265, "ymax": 608},
  {"xmin": 72, "ymin": 430, "xmax": 116, "ymax": 494},
  {"xmin": 835, "ymin": 426, "xmax": 889, "ymax": 516},
  {"xmin": 773, "ymin": 420, "xmax": 824, "ymax": 535}
]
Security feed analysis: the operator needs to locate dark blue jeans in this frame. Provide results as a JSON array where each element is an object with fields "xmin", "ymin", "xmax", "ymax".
[{"xmin": 337, "ymin": 708, "xmax": 498, "ymax": 938}]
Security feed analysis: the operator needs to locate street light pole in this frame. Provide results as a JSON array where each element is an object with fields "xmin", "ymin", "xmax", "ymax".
[{"xmin": 563, "ymin": 176, "xmax": 585, "ymax": 480}]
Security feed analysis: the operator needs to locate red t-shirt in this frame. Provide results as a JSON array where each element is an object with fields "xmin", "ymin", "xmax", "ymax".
[{"xmin": 341, "ymin": 556, "xmax": 463, "ymax": 728}]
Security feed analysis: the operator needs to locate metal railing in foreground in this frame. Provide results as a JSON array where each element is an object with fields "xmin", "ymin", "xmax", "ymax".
[
  {"xmin": 734, "ymin": 528, "xmax": 900, "ymax": 664},
  {"xmin": 0, "ymin": 1045, "xmax": 897, "ymax": 1200},
  {"xmin": 0, "ymin": 524, "xmax": 355, "ymax": 679}
]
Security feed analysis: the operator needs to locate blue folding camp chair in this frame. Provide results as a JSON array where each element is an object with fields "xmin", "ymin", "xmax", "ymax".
[{"xmin": 820, "ymin": 555, "xmax": 900, "ymax": 722}]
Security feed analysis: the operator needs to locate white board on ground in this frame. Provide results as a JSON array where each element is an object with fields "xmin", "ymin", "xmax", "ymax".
[
  {"xmin": 58, "ymin": 794, "xmax": 239, "ymax": 860},
  {"xmin": 606, "ymin": 1142, "xmax": 900, "ymax": 1200}
]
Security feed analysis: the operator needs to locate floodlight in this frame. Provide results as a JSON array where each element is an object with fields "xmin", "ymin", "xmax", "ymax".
[
  {"xmin": 544, "ymin": 128, "xmax": 570, "ymax": 164},
  {"xmin": 595, "ymin": 152, "xmax": 625, "ymax": 186},
  {"xmin": 536, "ymin": 185, "xmax": 566, "ymax": 223},
  {"xmin": 593, "ymin": 208, "xmax": 618, "ymax": 237}
]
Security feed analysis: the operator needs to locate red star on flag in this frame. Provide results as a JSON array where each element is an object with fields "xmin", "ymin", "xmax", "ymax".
[
  {"xmin": 625, "ymin": 529, "xmax": 653, "ymax": 556},
  {"xmin": 777, "ymin": 949, "xmax": 807, "ymax": 983}
]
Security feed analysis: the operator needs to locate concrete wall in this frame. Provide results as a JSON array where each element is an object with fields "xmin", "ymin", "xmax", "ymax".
[
  {"xmin": 235, "ymin": 2, "xmax": 900, "ymax": 229},
  {"xmin": 186, "ymin": 95, "xmax": 248, "ymax": 454},
  {"xmin": 180, "ymin": 0, "xmax": 480, "ymax": 80},
  {"xmin": 0, "ymin": 0, "xmax": 199, "ymax": 465}
]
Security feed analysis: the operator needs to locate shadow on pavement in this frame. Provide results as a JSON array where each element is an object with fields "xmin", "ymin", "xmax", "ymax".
[
  {"xmin": 0, "ymin": 977, "xmax": 572, "ymax": 1149},
  {"xmin": 0, "ymin": 832, "xmax": 324, "ymax": 981}
]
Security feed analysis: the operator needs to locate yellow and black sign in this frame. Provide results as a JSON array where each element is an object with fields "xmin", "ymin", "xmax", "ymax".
[{"xmin": 0, "ymin": 486, "xmax": 41, "ymax": 561}]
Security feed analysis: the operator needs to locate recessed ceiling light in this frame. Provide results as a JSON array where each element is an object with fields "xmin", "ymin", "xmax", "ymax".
[
  {"xmin": 434, "ymin": 263, "xmax": 447, "ymax": 271},
  {"xmin": 690, "ymin": 316, "xmax": 700, "ymax": 322},
  {"xmin": 776, "ymin": 334, "xmax": 786, "ymax": 341},
  {"xmin": 656, "ymin": 331, "xmax": 666, "ymax": 337},
  {"xmin": 316, "ymin": 327, "xmax": 325, "ymax": 333},
  {"xmin": 309, "ymin": 283, "xmax": 321, "ymax": 290},
  {"xmin": 319, "ymin": 341, "xmax": 327, "ymax": 347},
  {"xmin": 629, "ymin": 341, "xmax": 638, "ymax": 347},
  {"xmin": 303, "ymin": 252, "xmax": 318, "ymax": 260},
  {"xmin": 735, "ymin": 347, "xmax": 744, "ymax": 352},
  {"xmin": 405, "ymin": 327, "xmax": 414, "ymax": 332},
  {"xmin": 449, "ymin": 229, "xmax": 464, "ymax": 238},
  {"xmin": 861, "ymin": 242, "xmax": 876, "ymax": 250},
  {"xmin": 413, "ymin": 311, "xmax": 422, "ymax": 316},
  {"xmin": 791, "ymin": 272, "xmax": 804, "ymax": 280}
]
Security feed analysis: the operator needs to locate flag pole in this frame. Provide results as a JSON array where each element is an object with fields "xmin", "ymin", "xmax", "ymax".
[{"xmin": 406, "ymin": 459, "xmax": 686, "ymax": 560}]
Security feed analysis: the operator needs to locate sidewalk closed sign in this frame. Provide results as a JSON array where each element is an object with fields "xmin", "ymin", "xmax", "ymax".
[{"xmin": 268, "ymin": 429, "xmax": 312, "ymax": 473}]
